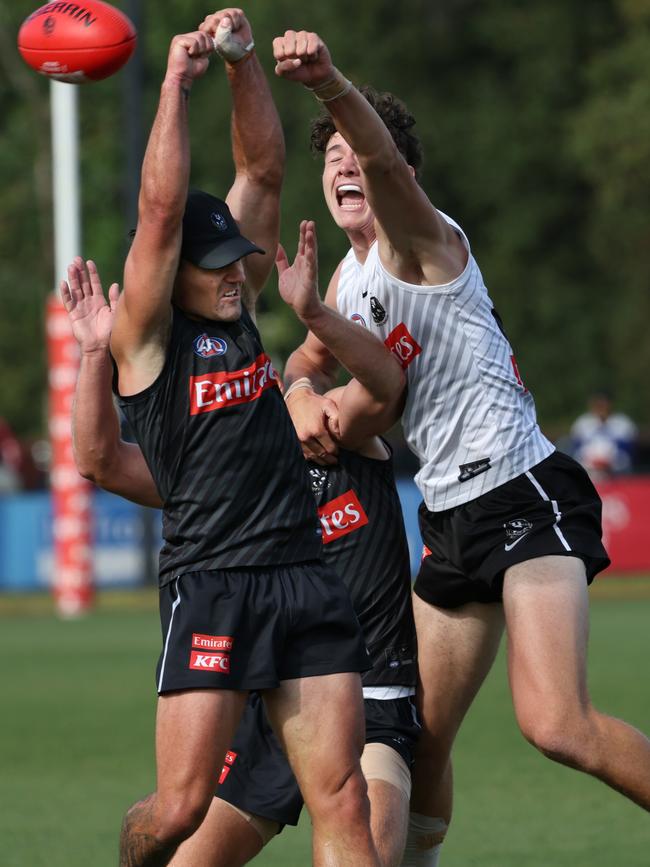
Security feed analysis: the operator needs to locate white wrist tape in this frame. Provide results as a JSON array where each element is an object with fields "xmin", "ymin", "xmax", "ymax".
[
  {"xmin": 283, "ymin": 377, "xmax": 314, "ymax": 401},
  {"xmin": 212, "ymin": 22, "xmax": 254, "ymax": 63}
]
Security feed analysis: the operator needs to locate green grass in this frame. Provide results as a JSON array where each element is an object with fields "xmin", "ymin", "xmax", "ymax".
[{"xmin": 0, "ymin": 582, "xmax": 648, "ymax": 866}]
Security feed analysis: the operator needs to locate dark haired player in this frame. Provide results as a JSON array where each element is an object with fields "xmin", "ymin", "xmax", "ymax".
[
  {"xmin": 103, "ymin": 10, "xmax": 406, "ymax": 866},
  {"xmin": 62, "ymin": 247, "xmax": 417, "ymax": 867},
  {"xmin": 272, "ymin": 27, "xmax": 650, "ymax": 865}
]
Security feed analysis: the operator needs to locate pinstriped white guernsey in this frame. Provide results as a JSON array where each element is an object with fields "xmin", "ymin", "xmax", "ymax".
[{"xmin": 336, "ymin": 212, "xmax": 555, "ymax": 512}]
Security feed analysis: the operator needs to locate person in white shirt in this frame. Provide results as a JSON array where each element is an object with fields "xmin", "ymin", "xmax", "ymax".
[{"xmin": 272, "ymin": 26, "xmax": 650, "ymax": 865}]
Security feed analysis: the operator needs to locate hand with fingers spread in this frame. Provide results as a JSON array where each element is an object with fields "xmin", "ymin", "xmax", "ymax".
[
  {"xmin": 200, "ymin": 8, "xmax": 254, "ymax": 63},
  {"xmin": 272, "ymin": 29, "xmax": 334, "ymax": 88},
  {"xmin": 276, "ymin": 220, "xmax": 321, "ymax": 321},
  {"xmin": 165, "ymin": 30, "xmax": 214, "ymax": 86},
  {"xmin": 60, "ymin": 257, "xmax": 119, "ymax": 355}
]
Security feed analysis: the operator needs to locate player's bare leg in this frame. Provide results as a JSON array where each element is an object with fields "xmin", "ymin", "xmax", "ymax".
[
  {"xmin": 504, "ymin": 555, "xmax": 650, "ymax": 811},
  {"xmin": 362, "ymin": 743, "xmax": 411, "ymax": 867},
  {"xmin": 405, "ymin": 594, "xmax": 504, "ymax": 865},
  {"xmin": 119, "ymin": 689, "xmax": 248, "ymax": 867},
  {"xmin": 264, "ymin": 672, "xmax": 381, "ymax": 867},
  {"xmin": 169, "ymin": 798, "xmax": 277, "ymax": 867}
]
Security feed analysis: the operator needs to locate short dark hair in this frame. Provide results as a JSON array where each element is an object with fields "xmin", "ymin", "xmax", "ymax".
[{"xmin": 310, "ymin": 86, "xmax": 424, "ymax": 180}]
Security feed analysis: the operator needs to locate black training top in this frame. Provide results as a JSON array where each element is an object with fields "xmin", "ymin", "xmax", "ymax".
[
  {"xmin": 309, "ymin": 447, "xmax": 416, "ymax": 688},
  {"xmin": 116, "ymin": 306, "xmax": 322, "ymax": 586}
]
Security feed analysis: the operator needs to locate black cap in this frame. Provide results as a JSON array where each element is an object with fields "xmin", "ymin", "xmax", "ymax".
[{"xmin": 181, "ymin": 189, "xmax": 264, "ymax": 269}]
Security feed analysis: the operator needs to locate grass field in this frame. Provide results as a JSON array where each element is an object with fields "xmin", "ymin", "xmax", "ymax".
[{"xmin": 1, "ymin": 580, "xmax": 649, "ymax": 866}]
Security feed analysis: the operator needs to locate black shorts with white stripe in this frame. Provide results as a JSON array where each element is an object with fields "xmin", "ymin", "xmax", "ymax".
[
  {"xmin": 155, "ymin": 561, "xmax": 370, "ymax": 694},
  {"xmin": 414, "ymin": 450, "xmax": 610, "ymax": 609}
]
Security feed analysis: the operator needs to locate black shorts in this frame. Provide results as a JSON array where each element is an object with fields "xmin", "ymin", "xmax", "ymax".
[
  {"xmin": 156, "ymin": 561, "xmax": 369, "ymax": 693},
  {"xmin": 414, "ymin": 450, "xmax": 610, "ymax": 609},
  {"xmin": 217, "ymin": 691, "xmax": 420, "ymax": 828}
]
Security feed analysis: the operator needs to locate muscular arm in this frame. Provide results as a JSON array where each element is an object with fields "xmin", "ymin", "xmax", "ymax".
[
  {"xmin": 73, "ymin": 350, "xmax": 162, "ymax": 509},
  {"xmin": 201, "ymin": 10, "xmax": 285, "ymax": 307},
  {"xmin": 111, "ymin": 32, "xmax": 213, "ymax": 396},
  {"xmin": 61, "ymin": 258, "xmax": 162, "ymax": 508},
  {"xmin": 279, "ymin": 221, "xmax": 405, "ymax": 450},
  {"xmin": 274, "ymin": 31, "xmax": 467, "ymax": 285}
]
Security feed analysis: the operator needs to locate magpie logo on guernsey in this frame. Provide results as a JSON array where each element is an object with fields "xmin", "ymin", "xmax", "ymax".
[
  {"xmin": 370, "ymin": 296, "xmax": 388, "ymax": 325},
  {"xmin": 309, "ymin": 466, "xmax": 329, "ymax": 495},
  {"xmin": 189, "ymin": 633, "xmax": 234, "ymax": 673},
  {"xmin": 504, "ymin": 518, "xmax": 533, "ymax": 551},
  {"xmin": 189, "ymin": 353, "xmax": 279, "ymax": 415},
  {"xmin": 218, "ymin": 750, "xmax": 238, "ymax": 785},
  {"xmin": 384, "ymin": 323, "xmax": 422, "ymax": 369},
  {"xmin": 318, "ymin": 489, "xmax": 369, "ymax": 543},
  {"xmin": 193, "ymin": 334, "xmax": 228, "ymax": 358}
]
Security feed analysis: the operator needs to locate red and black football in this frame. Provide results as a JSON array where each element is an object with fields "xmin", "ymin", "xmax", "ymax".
[{"xmin": 18, "ymin": 1, "xmax": 137, "ymax": 83}]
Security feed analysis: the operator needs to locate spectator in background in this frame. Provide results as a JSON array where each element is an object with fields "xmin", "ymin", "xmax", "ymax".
[
  {"xmin": 0, "ymin": 418, "xmax": 23, "ymax": 492},
  {"xmin": 570, "ymin": 391, "xmax": 637, "ymax": 481}
]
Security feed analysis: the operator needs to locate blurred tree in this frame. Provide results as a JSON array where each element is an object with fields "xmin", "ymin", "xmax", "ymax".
[{"xmin": 1, "ymin": 0, "xmax": 647, "ymax": 442}]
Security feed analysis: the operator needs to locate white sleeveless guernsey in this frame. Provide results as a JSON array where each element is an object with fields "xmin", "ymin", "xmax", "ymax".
[{"xmin": 336, "ymin": 213, "xmax": 554, "ymax": 512}]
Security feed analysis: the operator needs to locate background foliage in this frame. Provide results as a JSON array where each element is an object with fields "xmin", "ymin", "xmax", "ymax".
[{"xmin": 1, "ymin": 0, "xmax": 649, "ymax": 439}]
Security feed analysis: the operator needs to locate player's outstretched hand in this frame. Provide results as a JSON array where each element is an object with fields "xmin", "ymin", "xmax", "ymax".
[
  {"xmin": 166, "ymin": 31, "xmax": 214, "ymax": 85},
  {"xmin": 200, "ymin": 8, "xmax": 254, "ymax": 63},
  {"xmin": 276, "ymin": 221, "xmax": 321, "ymax": 321},
  {"xmin": 272, "ymin": 30, "xmax": 334, "ymax": 87},
  {"xmin": 60, "ymin": 257, "xmax": 119, "ymax": 354}
]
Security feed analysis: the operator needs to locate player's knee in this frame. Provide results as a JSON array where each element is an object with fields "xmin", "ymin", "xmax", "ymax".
[
  {"xmin": 311, "ymin": 767, "xmax": 370, "ymax": 827},
  {"xmin": 155, "ymin": 793, "xmax": 211, "ymax": 844},
  {"xmin": 517, "ymin": 707, "xmax": 596, "ymax": 769}
]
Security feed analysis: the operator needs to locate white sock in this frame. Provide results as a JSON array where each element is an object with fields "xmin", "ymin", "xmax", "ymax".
[{"xmin": 400, "ymin": 812, "xmax": 448, "ymax": 867}]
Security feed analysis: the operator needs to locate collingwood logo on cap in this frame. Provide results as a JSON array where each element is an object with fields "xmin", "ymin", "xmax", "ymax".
[{"xmin": 211, "ymin": 212, "xmax": 228, "ymax": 232}]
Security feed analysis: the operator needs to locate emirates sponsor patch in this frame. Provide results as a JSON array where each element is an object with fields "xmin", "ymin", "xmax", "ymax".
[
  {"xmin": 192, "ymin": 633, "xmax": 234, "ymax": 652},
  {"xmin": 218, "ymin": 750, "xmax": 238, "ymax": 784},
  {"xmin": 384, "ymin": 323, "xmax": 422, "ymax": 369},
  {"xmin": 318, "ymin": 489, "xmax": 368, "ymax": 543},
  {"xmin": 189, "ymin": 353, "xmax": 279, "ymax": 415}
]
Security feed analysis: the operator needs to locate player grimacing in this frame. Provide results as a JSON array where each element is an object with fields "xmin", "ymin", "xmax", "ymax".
[
  {"xmin": 62, "ymin": 252, "xmax": 418, "ymax": 866},
  {"xmin": 102, "ymin": 9, "xmax": 409, "ymax": 866},
  {"xmin": 272, "ymin": 26, "xmax": 650, "ymax": 865}
]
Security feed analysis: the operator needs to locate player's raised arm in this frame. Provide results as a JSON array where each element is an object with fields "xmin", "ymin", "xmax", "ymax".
[
  {"xmin": 278, "ymin": 221, "xmax": 405, "ymax": 439},
  {"xmin": 273, "ymin": 29, "xmax": 467, "ymax": 286},
  {"xmin": 61, "ymin": 258, "xmax": 162, "ymax": 509},
  {"xmin": 111, "ymin": 30, "xmax": 214, "ymax": 396},
  {"xmin": 200, "ymin": 9, "xmax": 285, "ymax": 304}
]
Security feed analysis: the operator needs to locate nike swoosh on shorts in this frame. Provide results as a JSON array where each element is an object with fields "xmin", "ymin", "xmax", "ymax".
[{"xmin": 504, "ymin": 533, "xmax": 530, "ymax": 552}]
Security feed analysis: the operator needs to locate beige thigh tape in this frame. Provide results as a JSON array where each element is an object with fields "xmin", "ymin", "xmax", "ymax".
[
  {"xmin": 221, "ymin": 800, "xmax": 279, "ymax": 847},
  {"xmin": 361, "ymin": 741, "xmax": 412, "ymax": 799}
]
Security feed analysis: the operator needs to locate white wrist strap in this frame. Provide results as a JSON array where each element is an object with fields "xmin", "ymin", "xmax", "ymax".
[{"xmin": 283, "ymin": 377, "xmax": 314, "ymax": 401}]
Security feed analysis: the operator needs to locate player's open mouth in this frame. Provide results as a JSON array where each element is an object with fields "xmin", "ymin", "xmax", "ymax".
[{"xmin": 336, "ymin": 184, "xmax": 365, "ymax": 210}]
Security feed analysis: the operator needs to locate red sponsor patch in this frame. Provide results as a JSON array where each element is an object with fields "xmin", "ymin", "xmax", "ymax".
[
  {"xmin": 189, "ymin": 651, "xmax": 231, "ymax": 673},
  {"xmin": 192, "ymin": 633, "xmax": 234, "ymax": 652},
  {"xmin": 384, "ymin": 323, "xmax": 422, "ymax": 369},
  {"xmin": 318, "ymin": 489, "xmax": 369, "ymax": 544},
  {"xmin": 510, "ymin": 355, "xmax": 528, "ymax": 393},
  {"xmin": 218, "ymin": 750, "xmax": 238, "ymax": 785},
  {"xmin": 422, "ymin": 545, "xmax": 432, "ymax": 559},
  {"xmin": 189, "ymin": 353, "xmax": 279, "ymax": 415}
]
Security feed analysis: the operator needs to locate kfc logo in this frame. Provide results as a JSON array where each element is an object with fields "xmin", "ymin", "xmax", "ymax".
[
  {"xmin": 218, "ymin": 750, "xmax": 238, "ymax": 785},
  {"xmin": 318, "ymin": 489, "xmax": 368, "ymax": 543},
  {"xmin": 192, "ymin": 633, "xmax": 234, "ymax": 652},
  {"xmin": 189, "ymin": 652, "xmax": 231, "ymax": 672},
  {"xmin": 190, "ymin": 353, "xmax": 279, "ymax": 415},
  {"xmin": 384, "ymin": 323, "xmax": 422, "ymax": 369}
]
